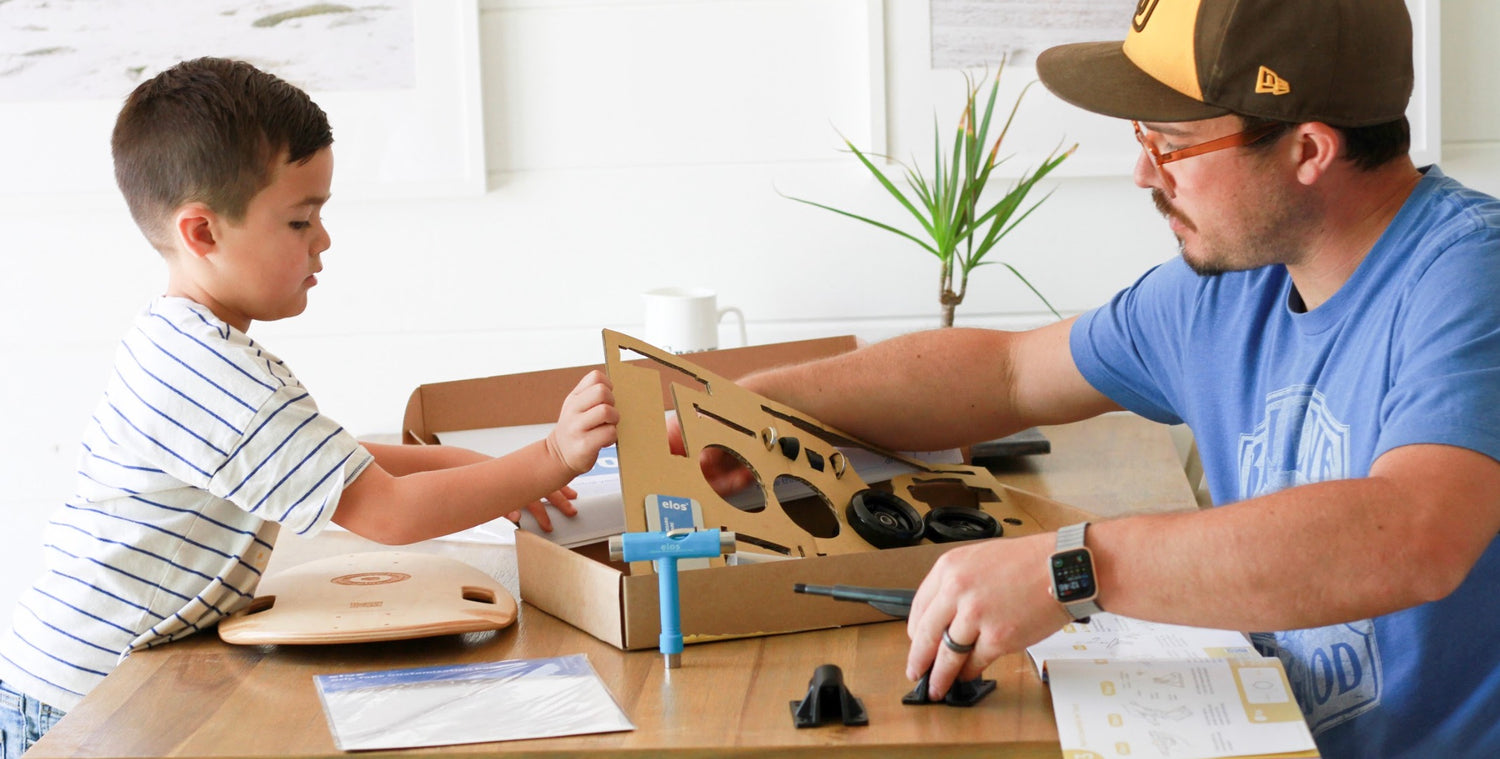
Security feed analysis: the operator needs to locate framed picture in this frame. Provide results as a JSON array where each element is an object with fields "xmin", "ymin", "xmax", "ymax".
[
  {"xmin": 879, "ymin": 0, "xmax": 1440, "ymax": 178},
  {"xmin": 0, "ymin": 0, "xmax": 484, "ymax": 202}
]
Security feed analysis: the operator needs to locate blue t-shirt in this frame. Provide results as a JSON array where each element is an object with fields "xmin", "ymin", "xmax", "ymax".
[{"xmin": 1071, "ymin": 166, "xmax": 1500, "ymax": 759}]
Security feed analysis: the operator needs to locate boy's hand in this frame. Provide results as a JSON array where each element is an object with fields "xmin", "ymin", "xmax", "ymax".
[
  {"xmin": 545, "ymin": 370, "xmax": 619, "ymax": 475},
  {"xmin": 507, "ymin": 486, "xmax": 579, "ymax": 532},
  {"xmin": 666, "ymin": 411, "xmax": 756, "ymax": 496}
]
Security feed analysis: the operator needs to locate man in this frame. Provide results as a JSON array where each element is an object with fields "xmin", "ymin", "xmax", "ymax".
[{"xmin": 724, "ymin": 1, "xmax": 1500, "ymax": 756}]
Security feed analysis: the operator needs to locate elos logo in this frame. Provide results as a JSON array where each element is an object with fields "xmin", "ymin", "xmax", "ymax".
[{"xmin": 1133, "ymin": 0, "xmax": 1161, "ymax": 32}]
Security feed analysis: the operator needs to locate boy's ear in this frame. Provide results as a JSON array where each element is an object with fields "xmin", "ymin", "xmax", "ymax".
[{"xmin": 173, "ymin": 203, "xmax": 219, "ymax": 259}]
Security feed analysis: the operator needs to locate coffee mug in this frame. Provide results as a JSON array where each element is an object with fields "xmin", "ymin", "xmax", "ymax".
[{"xmin": 642, "ymin": 287, "xmax": 747, "ymax": 354}]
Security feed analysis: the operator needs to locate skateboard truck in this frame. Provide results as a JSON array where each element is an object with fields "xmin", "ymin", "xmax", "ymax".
[
  {"xmin": 790, "ymin": 664, "xmax": 868, "ymax": 727},
  {"xmin": 902, "ymin": 669, "xmax": 997, "ymax": 707},
  {"xmin": 793, "ymin": 582, "xmax": 997, "ymax": 707}
]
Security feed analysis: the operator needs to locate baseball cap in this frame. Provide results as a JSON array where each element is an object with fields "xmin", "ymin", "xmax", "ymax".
[{"xmin": 1035, "ymin": 0, "xmax": 1413, "ymax": 126}]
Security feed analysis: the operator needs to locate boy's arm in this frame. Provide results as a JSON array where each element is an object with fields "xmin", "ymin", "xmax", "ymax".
[
  {"xmin": 362, "ymin": 441, "xmax": 489, "ymax": 475},
  {"xmin": 360, "ymin": 441, "xmax": 580, "ymax": 530},
  {"xmin": 334, "ymin": 440, "xmax": 575, "ymax": 543},
  {"xmin": 332, "ymin": 371, "xmax": 618, "ymax": 544}
]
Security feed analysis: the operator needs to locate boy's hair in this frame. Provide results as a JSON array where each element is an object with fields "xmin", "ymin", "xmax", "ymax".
[{"xmin": 111, "ymin": 57, "xmax": 333, "ymax": 253}]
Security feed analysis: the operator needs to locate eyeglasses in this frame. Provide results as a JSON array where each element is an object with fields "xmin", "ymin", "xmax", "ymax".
[{"xmin": 1133, "ymin": 120, "xmax": 1283, "ymax": 195}]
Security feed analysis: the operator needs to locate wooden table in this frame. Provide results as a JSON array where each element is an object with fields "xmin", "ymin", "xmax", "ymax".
[{"xmin": 28, "ymin": 413, "xmax": 1197, "ymax": 759}]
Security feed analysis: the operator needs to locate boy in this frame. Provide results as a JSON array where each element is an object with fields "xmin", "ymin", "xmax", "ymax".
[{"xmin": 0, "ymin": 57, "xmax": 618, "ymax": 754}]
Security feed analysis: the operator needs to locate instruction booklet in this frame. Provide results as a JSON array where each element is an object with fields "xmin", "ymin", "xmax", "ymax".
[{"xmin": 1027, "ymin": 614, "xmax": 1319, "ymax": 759}]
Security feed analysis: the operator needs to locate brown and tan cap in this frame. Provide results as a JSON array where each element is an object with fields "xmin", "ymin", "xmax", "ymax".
[{"xmin": 1035, "ymin": 0, "xmax": 1413, "ymax": 127}]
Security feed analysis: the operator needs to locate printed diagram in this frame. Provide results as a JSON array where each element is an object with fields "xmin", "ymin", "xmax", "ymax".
[
  {"xmin": 1128, "ymin": 702, "xmax": 1193, "ymax": 726},
  {"xmin": 1151, "ymin": 670, "xmax": 1186, "ymax": 688},
  {"xmin": 1042, "ymin": 655, "xmax": 1318, "ymax": 759},
  {"xmin": 1071, "ymin": 627, "xmax": 1150, "ymax": 654},
  {"xmin": 1149, "ymin": 728, "xmax": 1192, "ymax": 757}
]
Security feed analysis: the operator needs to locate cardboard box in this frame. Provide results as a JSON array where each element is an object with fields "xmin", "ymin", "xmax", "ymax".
[
  {"xmin": 402, "ymin": 335, "xmax": 860, "ymax": 446},
  {"xmin": 403, "ymin": 333, "xmax": 1090, "ymax": 650}
]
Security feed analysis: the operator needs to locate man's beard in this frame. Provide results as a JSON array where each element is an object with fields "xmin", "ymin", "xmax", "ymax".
[
  {"xmin": 1152, "ymin": 188, "xmax": 1310, "ymax": 277},
  {"xmin": 1153, "ymin": 190, "xmax": 1224, "ymax": 276}
]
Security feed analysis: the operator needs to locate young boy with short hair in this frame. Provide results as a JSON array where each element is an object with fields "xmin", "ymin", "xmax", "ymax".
[{"xmin": 0, "ymin": 57, "xmax": 617, "ymax": 754}]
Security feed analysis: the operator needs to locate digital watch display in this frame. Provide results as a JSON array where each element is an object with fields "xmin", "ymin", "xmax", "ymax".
[{"xmin": 1049, "ymin": 522, "xmax": 1102, "ymax": 622}]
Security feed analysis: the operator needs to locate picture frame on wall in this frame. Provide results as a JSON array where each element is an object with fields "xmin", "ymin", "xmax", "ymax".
[
  {"xmin": 0, "ymin": 0, "xmax": 485, "ymax": 203},
  {"xmin": 878, "ymin": 0, "xmax": 1440, "ymax": 178}
]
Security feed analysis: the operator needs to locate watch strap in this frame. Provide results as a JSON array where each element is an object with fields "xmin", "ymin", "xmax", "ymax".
[
  {"xmin": 1056, "ymin": 521, "xmax": 1088, "ymax": 551},
  {"xmin": 1066, "ymin": 598, "xmax": 1103, "ymax": 622}
]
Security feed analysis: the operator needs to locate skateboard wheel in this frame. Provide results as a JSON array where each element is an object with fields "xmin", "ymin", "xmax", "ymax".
[{"xmin": 846, "ymin": 490, "xmax": 924, "ymax": 549}]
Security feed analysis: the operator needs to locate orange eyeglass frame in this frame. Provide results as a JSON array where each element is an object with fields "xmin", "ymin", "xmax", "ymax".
[{"xmin": 1133, "ymin": 120, "xmax": 1283, "ymax": 194}]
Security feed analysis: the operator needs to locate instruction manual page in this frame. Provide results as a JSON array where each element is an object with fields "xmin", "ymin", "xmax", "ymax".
[
  {"xmin": 1026, "ymin": 613, "xmax": 1260, "ymax": 679},
  {"xmin": 1028, "ymin": 614, "xmax": 1318, "ymax": 759},
  {"xmin": 1046, "ymin": 657, "xmax": 1318, "ymax": 759}
]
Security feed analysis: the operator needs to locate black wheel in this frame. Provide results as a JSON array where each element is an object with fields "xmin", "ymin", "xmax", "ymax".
[
  {"xmin": 923, "ymin": 506, "xmax": 1001, "ymax": 543},
  {"xmin": 846, "ymin": 490, "xmax": 924, "ymax": 549}
]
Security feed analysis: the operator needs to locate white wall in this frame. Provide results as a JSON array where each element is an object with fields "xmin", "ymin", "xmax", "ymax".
[{"xmin": 1, "ymin": 0, "xmax": 1497, "ymax": 622}]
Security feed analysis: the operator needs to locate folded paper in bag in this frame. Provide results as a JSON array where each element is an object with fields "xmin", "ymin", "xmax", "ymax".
[{"xmin": 314, "ymin": 654, "xmax": 634, "ymax": 751}]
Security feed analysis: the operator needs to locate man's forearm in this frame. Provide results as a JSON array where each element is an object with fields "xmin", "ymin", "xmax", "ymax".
[
  {"xmin": 740, "ymin": 321, "xmax": 1113, "ymax": 451},
  {"xmin": 1093, "ymin": 446, "xmax": 1500, "ymax": 631},
  {"xmin": 740, "ymin": 328, "xmax": 1027, "ymax": 450}
]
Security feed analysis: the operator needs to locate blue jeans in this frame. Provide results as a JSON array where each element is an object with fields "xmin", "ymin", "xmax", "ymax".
[{"xmin": 0, "ymin": 680, "xmax": 65, "ymax": 759}]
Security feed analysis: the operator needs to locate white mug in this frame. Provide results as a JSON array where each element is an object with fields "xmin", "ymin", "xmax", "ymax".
[{"xmin": 642, "ymin": 287, "xmax": 747, "ymax": 354}]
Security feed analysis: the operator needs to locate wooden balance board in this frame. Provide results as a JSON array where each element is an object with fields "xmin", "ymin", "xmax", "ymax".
[{"xmin": 218, "ymin": 551, "xmax": 517, "ymax": 645}]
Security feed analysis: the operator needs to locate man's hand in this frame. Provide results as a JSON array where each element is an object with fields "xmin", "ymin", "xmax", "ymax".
[
  {"xmin": 904, "ymin": 532, "xmax": 1072, "ymax": 699},
  {"xmin": 665, "ymin": 411, "xmax": 756, "ymax": 495}
]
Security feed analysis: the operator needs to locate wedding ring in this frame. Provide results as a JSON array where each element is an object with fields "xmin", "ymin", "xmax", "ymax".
[{"xmin": 942, "ymin": 627, "xmax": 976, "ymax": 655}]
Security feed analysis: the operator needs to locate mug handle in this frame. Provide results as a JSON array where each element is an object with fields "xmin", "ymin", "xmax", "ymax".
[{"xmin": 717, "ymin": 307, "xmax": 747, "ymax": 348}]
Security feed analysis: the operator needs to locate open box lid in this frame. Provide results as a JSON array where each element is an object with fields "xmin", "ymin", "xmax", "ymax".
[{"xmin": 402, "ymin": 334, "xmax": 860, "ymax": 444}]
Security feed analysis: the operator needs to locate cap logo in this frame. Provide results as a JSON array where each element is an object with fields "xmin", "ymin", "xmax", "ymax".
[
  {"xmin": 1255, "ymin": 66, "xmax": 1291, "ymax": 96},
  {"xmin": 1122, "ymin": 0, "xmax": 1205, "ymax": 102},
  {"xmin": 1132, "ymin": 0, "xmax": 1161, "ymax": 32}
]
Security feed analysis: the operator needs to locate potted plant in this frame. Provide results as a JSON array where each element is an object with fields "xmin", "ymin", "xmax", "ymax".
[{"xmin": 786, "ymin": 64, "xmax": 1075, "ymax": 327}]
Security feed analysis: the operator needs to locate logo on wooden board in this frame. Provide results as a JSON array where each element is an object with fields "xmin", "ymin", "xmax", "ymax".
[{"xmin": 331, "ymin": 572, "xmax": 412, "ymax": 586}]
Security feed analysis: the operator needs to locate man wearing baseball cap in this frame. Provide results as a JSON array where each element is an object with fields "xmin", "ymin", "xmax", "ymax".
[{"xmin": 714, "ymin": 1, "xmax": 1500, "ymax": 756}]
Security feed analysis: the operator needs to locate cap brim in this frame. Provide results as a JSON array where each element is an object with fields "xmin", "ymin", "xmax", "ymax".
[{"xmin": 1036, "ymin": 41, "xmax": 1228, "ymax": 123}]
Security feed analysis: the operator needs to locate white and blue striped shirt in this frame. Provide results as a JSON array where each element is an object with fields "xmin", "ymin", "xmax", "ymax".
[{"xmin": 0, "ymin": 297, "xmax": 373, "ymax": 710}]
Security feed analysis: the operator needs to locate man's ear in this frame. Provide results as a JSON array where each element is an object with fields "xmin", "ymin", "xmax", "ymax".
[
  {"xmin": 1291, "ymin": 122, "xmax": 1342, "ymax": 186},
  {"xmin": 173, "ymin": 203, "xmax": 219, "ymax": 259}
]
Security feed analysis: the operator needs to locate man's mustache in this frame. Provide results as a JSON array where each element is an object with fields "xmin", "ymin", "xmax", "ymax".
[{"xmin": 1153, "ymin": 189, "xmax": 1195, "ymax": 232}]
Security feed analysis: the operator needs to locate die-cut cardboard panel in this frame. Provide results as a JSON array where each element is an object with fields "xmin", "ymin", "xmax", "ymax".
[{"xmin": 602, "ymin": 330, "xmax": 1046, "ymax": 574}]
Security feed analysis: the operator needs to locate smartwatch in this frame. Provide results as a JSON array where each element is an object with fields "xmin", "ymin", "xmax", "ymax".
[{"xmin": 1049, "ymin": 522, "xmax": 1102, "ymax": 623}]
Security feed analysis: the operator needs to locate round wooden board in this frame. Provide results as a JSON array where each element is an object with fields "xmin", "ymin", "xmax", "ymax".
[{"xmin": 218, "ymin": 551, "xmax": 517, "ymax": 645}]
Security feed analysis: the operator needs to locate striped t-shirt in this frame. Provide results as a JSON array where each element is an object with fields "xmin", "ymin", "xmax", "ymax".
[{"xmin": 0, "ymin": 297, "xmax": 373, "ymax": 710}]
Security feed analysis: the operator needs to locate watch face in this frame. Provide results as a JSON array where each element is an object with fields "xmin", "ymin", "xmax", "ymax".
[{"xmin": 1051, "ymin": 547, "xmax": 1096, "ymax": 603}]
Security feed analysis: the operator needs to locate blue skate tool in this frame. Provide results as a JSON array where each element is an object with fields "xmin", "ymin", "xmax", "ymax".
[{"xmin": 607, "ymin": 527, "xmax": 736, "ymax": 669}]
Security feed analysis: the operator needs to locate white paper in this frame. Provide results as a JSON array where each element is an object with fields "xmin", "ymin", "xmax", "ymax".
[
  {"xmin": 1025, "ymin": 613, "xmax": 1260, "ymax": 680},
  {"xmin": 1029, "ymin": 615, "xmax": 1317, "ymax": 759},
  {"xmin": 314, "ymin": 654, "xmax": 634, "ymax": 751},
  {"xmin": 1046, "ymin": 657, "xmax": 1318, "ymax": 759}
]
